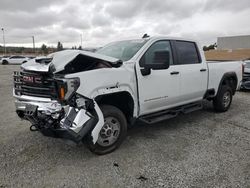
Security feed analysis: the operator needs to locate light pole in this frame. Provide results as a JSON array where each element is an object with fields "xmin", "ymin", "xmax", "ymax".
[
  {"xmin": 80, "ymin": 34, "xmax": 82, "ymax": 48},
  {"xmin": 32, "ymin": 36, "xmax": 35, "ymax": 54},
  {"xmin": 1, "ymin": 28, "xmax": 6, "ymax": 55}
]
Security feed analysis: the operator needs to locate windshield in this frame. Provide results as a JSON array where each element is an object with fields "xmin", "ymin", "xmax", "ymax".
[{"xmin": 96, "ymin": 39, "xmax": 148, "ymax": 61}]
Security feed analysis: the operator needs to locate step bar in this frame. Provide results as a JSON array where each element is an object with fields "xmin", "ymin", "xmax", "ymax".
[{"xmin": 139, "ymin": 101, "xmax": 203, "ymax": 124}]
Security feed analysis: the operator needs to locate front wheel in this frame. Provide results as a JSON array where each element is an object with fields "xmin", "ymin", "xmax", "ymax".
[
  {"xmin": 213, "ymin": 85, "xmax": 233, "ymax": 112},
  {"xmin": 86, "ymin": 105, "xmax": 127, "ymax": 155},
  {"xmin": 2, "ymin": 60, "xmax": 8, "ymax": 65}
]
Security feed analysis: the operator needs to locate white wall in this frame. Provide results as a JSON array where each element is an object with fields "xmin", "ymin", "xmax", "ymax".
[{"xmin": 217, "ymin": 35, "xmax": 250, "ymax": 50}]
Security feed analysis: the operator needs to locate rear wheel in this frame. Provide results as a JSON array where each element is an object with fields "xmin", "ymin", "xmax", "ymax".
[
  {"xmin": 213, "ymin": 85, "xmax": 233, "ymax": 112},
  {"xmin": 86, "ymin": 105, "xmax": 127, "ymax": 155}
]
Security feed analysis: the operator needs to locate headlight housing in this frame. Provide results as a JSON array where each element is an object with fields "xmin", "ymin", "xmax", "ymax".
[{"xmin": 56, "ymin": 77, "xmax": 80, "ymax": 102}]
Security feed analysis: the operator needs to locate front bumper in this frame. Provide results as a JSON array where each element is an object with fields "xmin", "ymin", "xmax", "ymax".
[
  {"xmin": 14, "ymin": 95, "xmax": 102, "ymax": 143},
  {"xmin": 15, "ymin": 99, "xmax": 62, "ymax": 116},
  {"xmin": 40, "ymin": 115, "xmax": 98, "ymax": 143}
]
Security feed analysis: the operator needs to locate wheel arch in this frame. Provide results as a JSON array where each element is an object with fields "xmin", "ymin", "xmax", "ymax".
[
  {"xmin": 2, "ymin": 60, "xmax": 8, "ymax": 64},
  {"xmin": 95, "ymin": 91, "xmax": 135, "ymax": 125},
  {"xmin": 217, "ymin": 72, "xmax": 238, "ymax": 95}
]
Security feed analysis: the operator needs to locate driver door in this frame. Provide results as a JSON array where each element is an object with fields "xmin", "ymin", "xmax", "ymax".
[{"xmin": 136, "ymin": 40, "xmax": 181, "ymax": 116}]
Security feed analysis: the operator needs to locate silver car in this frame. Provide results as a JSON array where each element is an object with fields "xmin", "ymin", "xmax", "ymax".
[{"xmin": 1, "ymin": 55, "xmax": 30, "ymax": 65}]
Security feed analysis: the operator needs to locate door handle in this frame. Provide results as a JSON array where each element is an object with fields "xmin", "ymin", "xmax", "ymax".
[
  {"xmin": 200, "ymin": 69, "xmax": 207, "ymax": 72},
  {"xmin": 170, "ymin": 71, "xmax": 179, "ymax": 75}
]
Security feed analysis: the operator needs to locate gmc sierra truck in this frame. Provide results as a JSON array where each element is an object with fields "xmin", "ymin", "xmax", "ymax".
[{"xmin": 13, "ymin": 36, "xmax": 242, "ymax": 154}]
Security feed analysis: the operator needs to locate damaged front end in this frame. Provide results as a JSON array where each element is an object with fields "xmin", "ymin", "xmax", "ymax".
[
  {"xmin": 12, "ymin": 50, "xmax": 124, "ymax": 144},
  {"xmin": 14, "ymin": 73, "xmax": 104, "ymax": 143}
]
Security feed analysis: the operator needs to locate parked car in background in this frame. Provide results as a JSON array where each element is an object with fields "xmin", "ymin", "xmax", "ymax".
[
  {"xmin": 0, "ymin": 55, "xmax": 10, "ymax": 63},
  {"xmin": 241, "ymin": 60, "xmax": 250, "ymax": 90},
  {"xmin": 2, "ymin": 55, "xmax": 30, "ymax": 65}
]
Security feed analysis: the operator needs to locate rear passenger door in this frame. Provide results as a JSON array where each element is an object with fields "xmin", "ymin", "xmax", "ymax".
[{"xmin": 173, "ymin": 40, "xmax": 208, "ymax": 103}]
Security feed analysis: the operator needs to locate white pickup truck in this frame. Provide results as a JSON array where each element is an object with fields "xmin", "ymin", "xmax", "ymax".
[{"xmin": 13, "ymin": 36, "xmax": 242, "ymax": 154}]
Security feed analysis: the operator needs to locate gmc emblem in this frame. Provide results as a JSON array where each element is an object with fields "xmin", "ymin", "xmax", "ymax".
[
  {"xmin": 23, "ymin": 76, "xmax": 42, "ymax": 84},
  {"xmin": 23, "ymin": 76, "xmax": 34, "ymax": 83},
  {"xmin": 34, "ymin": 77, "xmax": 42, "ymax": 84}
]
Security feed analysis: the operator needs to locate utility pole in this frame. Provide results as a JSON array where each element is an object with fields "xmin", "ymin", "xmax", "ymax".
[
  {"xmin": 32, "ymin": 36, "xmax": 35, "ymax": 54},
  {"xmin": 80, "ymin": 34, "xmax": 82, "ymax": 48},
  {"xmin": 1, "ymin": 28, "xmax": 6, "ymax": 55}
]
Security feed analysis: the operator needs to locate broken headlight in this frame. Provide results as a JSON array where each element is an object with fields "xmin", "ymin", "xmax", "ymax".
[{"xmin": 56, "ymin": 77, "xmax": 80, "ymax": 102}]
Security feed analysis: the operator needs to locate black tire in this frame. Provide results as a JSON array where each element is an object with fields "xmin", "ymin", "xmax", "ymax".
[
  {"xmin": 2, "ymin": 60, "xmax": 8, "ymax": 65},
  {"xmin": 213, "ymin": 85, "xmax": 233, "ymax": 112},
  {"xmin": 86, "ymin": 105, "xmax": 127, "ymax": 155},
  {"xmin": 22, "ymin": 61, "xmax": 27, "ymax": 64}
]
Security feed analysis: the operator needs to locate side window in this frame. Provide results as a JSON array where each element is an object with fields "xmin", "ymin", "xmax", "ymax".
[
  {"xmin": 175, "ymin": 41, "xmax": 200, "ymax": 64},
  {"xmin": 142, "ymin": 41, "xmax": 173, "ymax": 66}
]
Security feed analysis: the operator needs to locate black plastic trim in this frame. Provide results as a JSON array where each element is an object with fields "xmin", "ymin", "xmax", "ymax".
[{"xmin": 218, "ymin": 72, "xmax": 238, "ymax": 95}]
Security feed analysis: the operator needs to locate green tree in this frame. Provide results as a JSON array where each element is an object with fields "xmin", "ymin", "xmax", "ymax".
[
  {"xmin": 203, "ymin": 43, "xmax": 217, "ymax": 51},
  {"xmin": 57, "ymin": 41, "xmax": 63, "ymax": 51},
  {"xmin": 203, "ymin": 46, "xmax": 209, "ymax": 51},
  {"xmin": 41, "ymin": 44, "xmax": 48, "ymax": 54}
]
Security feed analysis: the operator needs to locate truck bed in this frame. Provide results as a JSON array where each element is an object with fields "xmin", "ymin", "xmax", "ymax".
[{"xmin": 207, "ymin": 60, "xmax": 242, "ymax": 94}]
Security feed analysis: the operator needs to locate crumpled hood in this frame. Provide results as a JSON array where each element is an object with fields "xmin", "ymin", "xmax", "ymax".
[{"xmin": 21, "ymin": 50, "xmax": 122, "ymax": 73}]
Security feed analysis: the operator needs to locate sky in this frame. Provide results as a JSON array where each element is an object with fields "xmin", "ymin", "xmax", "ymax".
[{"xmin": 1, "ymin": 0, "xmax": 250, "ymax": 48}]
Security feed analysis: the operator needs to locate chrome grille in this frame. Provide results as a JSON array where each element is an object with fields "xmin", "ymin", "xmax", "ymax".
[{"xmin": 14, "ymin": 71, "xmax": 58, "ymax": 98}]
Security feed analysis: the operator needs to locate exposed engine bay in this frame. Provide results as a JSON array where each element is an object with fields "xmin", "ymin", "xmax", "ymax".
[{"xmin": 21, "ymin": 50, "xmax": 122, "ymax": 73}]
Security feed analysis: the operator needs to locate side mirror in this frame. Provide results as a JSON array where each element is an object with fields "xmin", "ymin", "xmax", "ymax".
[
  {"xmin": 141, "ymin": 67, "xmax": 151, "ymax": 76},
  {"xmin": 140, "ymin": 50, "xmax": 170, "ymax": 76}
]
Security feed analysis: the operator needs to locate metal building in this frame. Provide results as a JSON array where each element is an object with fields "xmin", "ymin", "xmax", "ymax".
[{"xmin": 217, "ymin": 35, "xmax": 250, "ymax": 50}]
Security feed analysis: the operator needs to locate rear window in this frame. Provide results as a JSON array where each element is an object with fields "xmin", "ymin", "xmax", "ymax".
[{"xmin": 175, "ymin": 41, "xmax": 200, "ymax": 64}]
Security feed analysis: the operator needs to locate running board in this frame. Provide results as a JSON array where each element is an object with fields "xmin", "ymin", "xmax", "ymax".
[{"xmin": 139, "ymin": 102, "xmax": 203, "ymax": 124}]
